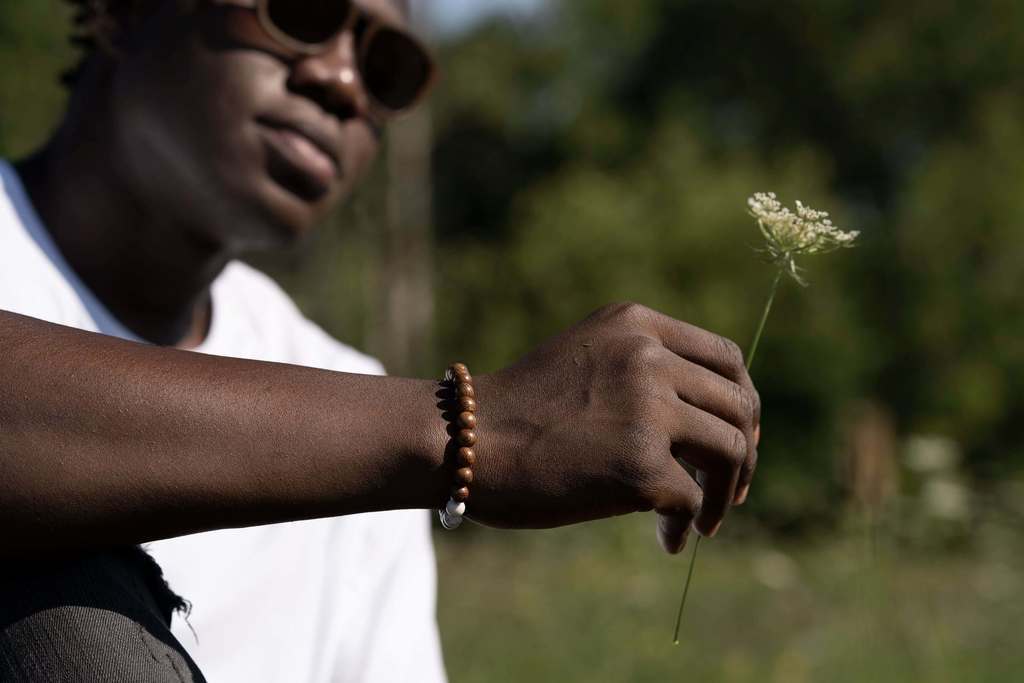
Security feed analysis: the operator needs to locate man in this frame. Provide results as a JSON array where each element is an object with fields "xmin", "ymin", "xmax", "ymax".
[{"xmin": 0, "ymin": 1, "xmax": 761, "ymax": 681}]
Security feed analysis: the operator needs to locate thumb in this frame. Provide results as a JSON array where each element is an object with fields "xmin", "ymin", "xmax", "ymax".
[{"xmin": 654, "ymin": 463, "xmax": 702, "ymax": 554}]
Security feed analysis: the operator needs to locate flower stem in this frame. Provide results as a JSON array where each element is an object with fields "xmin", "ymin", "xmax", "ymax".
[
  {"xmin": 672, "ymin": 534, "xmax": 702, "ymax": 644},
  {"xmin": 672, "ymin": 266, "xmax": 785, "ymax": 645},
  {"xmin": 745, "ymin": 267, "xmax": 784, "ymax": 372}
]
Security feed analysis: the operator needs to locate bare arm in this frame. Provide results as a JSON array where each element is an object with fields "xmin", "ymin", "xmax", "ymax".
[
  {"xmin": 2, "ymin": 301, "xmax": 761, "ymax": 559},
  {"xmin": 0, "ymin": 310, "xmax": 449, "ymax": 557}
]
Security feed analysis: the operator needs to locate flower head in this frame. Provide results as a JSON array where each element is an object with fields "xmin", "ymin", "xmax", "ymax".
[{"xmin": 747, "ymin": 192, "xmax": 858, "ymax": 284}]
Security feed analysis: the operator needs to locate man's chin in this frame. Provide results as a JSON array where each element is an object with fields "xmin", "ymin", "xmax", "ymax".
[{"xmin": 239, "ymin": 176, "xmax": 329, "ymax": 248}]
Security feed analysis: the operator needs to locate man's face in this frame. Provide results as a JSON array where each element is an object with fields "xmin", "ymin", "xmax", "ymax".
[{"xmin": 103, "ymin": 0, "xmax": 409, "ymax": 251}]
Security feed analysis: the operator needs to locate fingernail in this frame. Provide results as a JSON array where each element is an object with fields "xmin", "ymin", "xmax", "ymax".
[
  {"xmin": 734, "ymin": 484, "xmax": 750, "ymax": 506},
  {"xmin": 754, "ymin": 424, "xmax": 761, "ymax": 447},
  {"xmin": 671, "ymin": 534, "xmax": 688, "ymax": 555},
  {"xmin": 695, "ymin": 520, "xmax": 721, "ymax": 538},
  {"xmin": 675, "ymin": 526, "xmax": 691, "ymax": 554}
]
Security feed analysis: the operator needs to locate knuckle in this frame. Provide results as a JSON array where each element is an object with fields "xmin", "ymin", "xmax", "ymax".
[
  {"xmin": 726, "ymin": 428, "xmax": 748, "ymax": 467},
  {"xmin": 737, "ymin": 385, "xmax": 759, "ymax": 425},
  {"xmin": 587, "ymin": 302, "xmax": 630, "ymax": 324},
  {"xmin": 612, "ymin": 337, "xmax": 663, "ymax": 389},
  {"xmin": 611, "ymin": 301, "xmax": 650, "ymax": 324},
  {"xmin": 715, "ymin": 335, "xmax": 744, "ymax": 370},
  {"xmin": 624, "ymin": 336, "xmax": 663, "ymax": 373}
]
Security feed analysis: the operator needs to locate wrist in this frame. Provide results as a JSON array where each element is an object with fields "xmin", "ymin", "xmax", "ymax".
[{"xmin": 402, "ymin": 376, "xmax": 452, "ymax": 508}]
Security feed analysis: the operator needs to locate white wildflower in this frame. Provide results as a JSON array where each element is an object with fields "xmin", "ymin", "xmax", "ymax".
[
  {"xmin": 747, "ymin": 192, "xmax": 859, "ymax": 284},
  {"xmin": 674, "ymin": 190, "xmax": 858, "ymax": 645}
]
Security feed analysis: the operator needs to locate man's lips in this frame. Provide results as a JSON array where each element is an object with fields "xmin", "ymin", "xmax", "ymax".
[{"xmin": 257, "ymin": 117, "xmax": 341, "ymax": 198}]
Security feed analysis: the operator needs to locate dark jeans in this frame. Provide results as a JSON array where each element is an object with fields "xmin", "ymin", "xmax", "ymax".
[{"xmin": 0, "ymin": 546, "xmax": 206, "ymax": 682}]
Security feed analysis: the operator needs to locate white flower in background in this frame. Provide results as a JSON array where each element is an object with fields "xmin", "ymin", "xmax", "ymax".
[
  {"xmin": 748, "ymin": 192, "xmax": 859, "ymax": 285},
  {"xmin": 922, "ymin": 478, "xmax": 970, "ymax": 522},
  {"xmin": 751, "ymin": 550, "xmax": 800, "ymax": 591},
  {"xmin": 904, "ymin": 434, "xmax": 962, "ymax": 474}
]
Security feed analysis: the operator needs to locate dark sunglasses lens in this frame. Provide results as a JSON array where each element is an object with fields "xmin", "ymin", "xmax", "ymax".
[
  {"xmin": 266, "ymin": 0, "xmax": 352, "ymax": 45},
  {"xmin": 362, "ymin": 28, "xmax": 433, "ymax": 110}
]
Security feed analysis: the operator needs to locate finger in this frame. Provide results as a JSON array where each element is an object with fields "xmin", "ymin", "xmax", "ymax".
[
  {"xmin": 657, "ymin": 511, "xmax": 694, "ymax": 555},
  {"xmin": 669, "ymin": 402, "xmax": 746, "ymax": 537},
  {"xmin": 643, "ymin": 309, "xmax": 750, "ymax": 384},
  {"xmin": 735, "ymin": 424, "xmax": 761, "ymax": 505},
  {"xmin": 650, "ymin": 462, "xmax": 702, "ymax": 554},
  {"xmin": 661, "ymin": 352, "xmax": 761, "ymax": 508},
  {"xmin": 668, "ymin": 355, "xmax": 760, "ymax": 433},
  {"xmin": 734, "ymin": 448, "xmax": 757, "ymax": 505},
  {"xmin": 732, "ymin": 365, "xmax": 761, "ymax": 504}
]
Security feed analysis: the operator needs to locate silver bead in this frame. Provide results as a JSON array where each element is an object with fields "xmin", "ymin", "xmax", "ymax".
[
  {"xmin": 439, "ymin": 508, "xmax": 463, "ymax": 530},
  {"xmin": 446, "ymin": 499, "xmax": 467, "ymax": 517}
]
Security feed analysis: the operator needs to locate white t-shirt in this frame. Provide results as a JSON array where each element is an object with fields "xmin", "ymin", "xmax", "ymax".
[{"xmin": 0, "ymin": 160, "xmax": 447, "ymax": 683}]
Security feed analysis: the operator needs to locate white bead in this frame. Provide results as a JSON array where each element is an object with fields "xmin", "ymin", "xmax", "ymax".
[
  {"xmin": 439, "ymin": 509, "xmax": 463, "ymax": 530},
  {"xmin": 446, "ymin": 499, "xmax": 467, "ymax": 517}
]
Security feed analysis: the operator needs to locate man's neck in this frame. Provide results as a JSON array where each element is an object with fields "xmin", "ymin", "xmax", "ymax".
[{"xmin": 16, "ymin": 132, "xmax": 228, "ymax": 349}]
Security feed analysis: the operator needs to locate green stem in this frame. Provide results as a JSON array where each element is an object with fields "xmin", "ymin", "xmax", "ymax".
[
  {"xmin": 745, "ymin": 267, "xmax": 784, "ymax": 372},
  {"xmin": 672, "ymin": 534, "xmax": 702, "ymax": 644},
  {"xmin": 672, "ymin": 266, "xmax": 785, "ymax": 645}
]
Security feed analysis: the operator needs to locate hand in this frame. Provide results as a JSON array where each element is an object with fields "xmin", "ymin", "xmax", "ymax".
[{"xmin": 471, "ymin": 302, "xmax": 760, "ymax": 553}]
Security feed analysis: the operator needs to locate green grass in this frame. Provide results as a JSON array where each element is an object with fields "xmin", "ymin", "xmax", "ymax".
[{"xmin": 435, "ymin": 514, "xmax": 1023, "ymax": 682}]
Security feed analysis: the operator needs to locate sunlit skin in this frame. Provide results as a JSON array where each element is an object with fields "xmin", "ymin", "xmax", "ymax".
[{"xmin": 17, "ymin": 0, "xmax": 404, "ymax": 347}]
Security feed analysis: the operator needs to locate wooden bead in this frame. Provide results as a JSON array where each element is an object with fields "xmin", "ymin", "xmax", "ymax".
[
  {"xmin": 458, "ymin": 447, "xmax": 477, "ymax": 467},
  {"xmin": 441, "ymin": 363, "xmax": 478, "ymax": 523}
]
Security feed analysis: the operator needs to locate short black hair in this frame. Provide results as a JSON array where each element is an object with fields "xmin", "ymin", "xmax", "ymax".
[{"xmin": 62, "ymin": 0, "xmax": 149, "ymax": 87}]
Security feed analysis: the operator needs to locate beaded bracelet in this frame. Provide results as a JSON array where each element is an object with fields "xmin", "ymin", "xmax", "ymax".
[{"xmin": 439, "ymin": 362, "xmax": 477, "ymax": 530}]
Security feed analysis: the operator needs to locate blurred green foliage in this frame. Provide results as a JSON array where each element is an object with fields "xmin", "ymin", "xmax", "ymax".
[
  {"xmin": 428, "ymin": 0, "xmax": 1024, "ymax": 526},
  {"xmin": 436, "ymin": 512, "xmax": 1024, "ymax": 682},
  {"xmin": 0, "ymin": 1, "xmax": 71, "ymax": 156}
]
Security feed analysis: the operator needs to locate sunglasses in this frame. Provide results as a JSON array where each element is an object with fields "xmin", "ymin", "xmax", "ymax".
[{"xmin": 222, "ymin": 0, "xmax": 436, "ymax": 115}]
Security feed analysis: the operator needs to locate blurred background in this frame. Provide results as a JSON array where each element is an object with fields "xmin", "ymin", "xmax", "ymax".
[{"xmin": 3, "ymin": 0, "xmax": 1023, "ymax": 680}]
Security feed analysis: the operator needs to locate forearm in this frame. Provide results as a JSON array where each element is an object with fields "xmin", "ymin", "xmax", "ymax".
[{"xmin": 0, "ymin": 311, "xmax": 448, "ymax": 556}]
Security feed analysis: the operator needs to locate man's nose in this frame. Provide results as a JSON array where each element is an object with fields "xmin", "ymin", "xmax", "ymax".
[{"xmin": 288, "ymin": 32, "xmax": 369, "ymax": 120}]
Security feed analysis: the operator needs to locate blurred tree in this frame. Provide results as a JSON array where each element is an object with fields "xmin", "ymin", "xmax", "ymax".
[
  {"xmin": 429, "ymin": 0, "xmax": 1024, "ymax": 524},
  {"xmin": 0, "ymin": 1, "xmax": 72, "ymax": 157}
]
